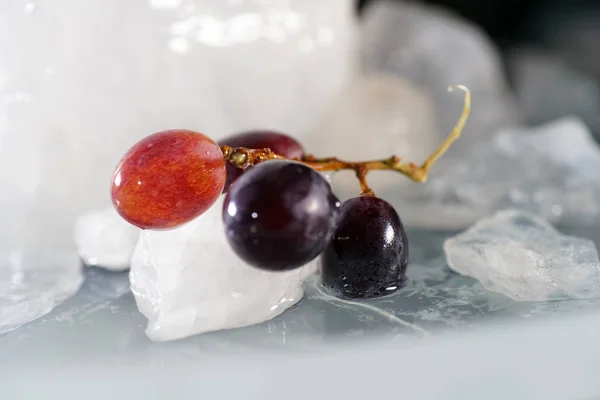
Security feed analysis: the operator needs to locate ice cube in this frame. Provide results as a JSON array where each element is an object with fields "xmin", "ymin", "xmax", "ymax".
[
  {"xmin": 361, "ymin": 0, "xmax": 519, "ymax": 156},
  {"xmin": 508, "ymin": 47, "xmax": 600, "ymax": 138},
  {"xmin": 0, "ymin": 252, "xmax": 83, "ymax": 334},
  {"xmin": 306, "ymin": 74, "xmax": 439, "ymax": 200},
  {"xmin": 387, "ymin": 117, "xmax": 600, "ymax": 229},
  {"xmin": 0, "ymin": 0, "xmax": 357, "ymax": 254},
  {"xmin": 74, "ymin": 208, "xmax": 140, "ymax": 271},
  {"xmin": 130, "ymin": 195, "xmax": 318, "ymax": 342},
  {"xmin": 444, "ymin": 209, "xmax": 600, "ymax": 302}
]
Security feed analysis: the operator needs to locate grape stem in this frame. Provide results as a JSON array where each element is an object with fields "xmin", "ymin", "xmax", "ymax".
[{"xmin": 221, "ymin": 85, "xmax": 470, "ymax": 195}]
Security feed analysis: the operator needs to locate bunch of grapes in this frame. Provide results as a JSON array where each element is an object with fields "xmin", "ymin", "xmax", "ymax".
[{"xmin": 111, "ymin": 87, "xmax": 470, "ymax": 300}]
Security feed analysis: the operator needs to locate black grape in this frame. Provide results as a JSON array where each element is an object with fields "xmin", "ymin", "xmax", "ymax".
[
  {"xmin": 223, "ymin": 160, "xmax": 340, "ymax": 271},
  {"xmin": 321, "ymin": 196, "xmax": 408, "ymax": 299}
]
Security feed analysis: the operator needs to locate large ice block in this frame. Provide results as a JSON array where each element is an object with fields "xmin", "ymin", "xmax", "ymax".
[{"xmin": 1, "ymin": 0, "xmax": 357, "ymax": 254}]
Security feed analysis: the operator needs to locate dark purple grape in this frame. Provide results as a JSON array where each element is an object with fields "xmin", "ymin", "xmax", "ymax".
[
  {"xmin": 321, "ymin": 196, "xmax": 408, "ymax": 299},
  {"xmin": 223, "ymin": 160, "xmax": 340, "ymax": 271},
  {"xmin": 218, "ymin": 130, "xmax": 305, "ymax": 192}
]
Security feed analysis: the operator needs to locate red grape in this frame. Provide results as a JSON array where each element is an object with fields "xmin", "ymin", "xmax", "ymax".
[
  {"xmin": 321, "ymin": 196, "xmax": 408, "ymax": 299},
  {"xmin": 111, "ymin": 129, "xmax": 226, "ymax": 230},
  {"xmin": 218, "ymin": 130, "xmax": 304, "ymax": 192}
]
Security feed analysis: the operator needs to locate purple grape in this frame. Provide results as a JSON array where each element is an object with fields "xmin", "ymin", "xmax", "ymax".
[
  {"xmin": 223, "ymin": 160, "xmax": 340, "ymax": 271},
  {"xmin": 218, "ymin": 130, "xmax": 304, "ymax": 193},
  {"xmin": 321, "ymin": 196, "xmax": 408, "ymax": 299}
]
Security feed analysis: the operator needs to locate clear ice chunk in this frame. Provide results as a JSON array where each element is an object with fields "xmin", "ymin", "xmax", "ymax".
[
  {"xmin": 0, "ymin": 252, "xmax": 83, "ymax": 335},
  {"xmin": 74, "ymin": 208, "xmax": 140, "ymax": 271},
  {"xmin": 130, "ymin": 195, "xmax": 318, "ymax": 342},
  {"xmin": 444, "ymin": 209, "xmax": 600, "ymax": 302},
  {"xmin": 361, "ymin": 0, "xmax": 518, "ymax": 157},
  {"xmin": 307, "ymin": 74, "xmax": 439, "ymax": 200},
  {"xmin": 387, "ymin": 117, "xmax": 600, "ymax": 229}
]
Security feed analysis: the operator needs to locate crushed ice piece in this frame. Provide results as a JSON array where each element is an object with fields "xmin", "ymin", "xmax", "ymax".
[
  {"xmin": 130, "ymin": 195, "xmax": 318, "ymax": 342},
  {"xmin": 509, "ymin": 47, "xmax": 600, "ymax": 137},
  {"xmin": 74, "ymin": 208, "xmax": 140, "ymax": 271},
  {"xmin": 361, "ymin": 0, "xmax": 519, "ymax": 156},
  {"xmin": 444, "ymin": 209, "xmax": 600, "ymax": 302},
  {"xmin": 307, "ymin": 74, "xmax": 439, "ymax": 200},
  {"xmin": 0, "ymin": 252, "xmax": 83, "ymax": 334},
  {"xmin": 387, "ymin": 117, "xmax": 600, "ymax": 229}
]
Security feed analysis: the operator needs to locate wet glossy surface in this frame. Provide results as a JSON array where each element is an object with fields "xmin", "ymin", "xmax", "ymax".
[
  {"xmin": 218, "ymin": 131, "xmax": 305, "ymax": 192},
  {"xmin": 4, "ymin": 304, "xmax": 600, "ymax": 400},
  {"xmin": 322, "ymin": 196, "xmax": 408, "ymax": 299},
  {"xmin": 4, "ymin": 225, "xmax": 600, "ymax": 370},
  {"xmin": 111, "ymin": 130, "xmax": 226, "ymax": 230},
  {"xmin": 223, "ymin": 160, "xmax": 340, "ymax": 271}
]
